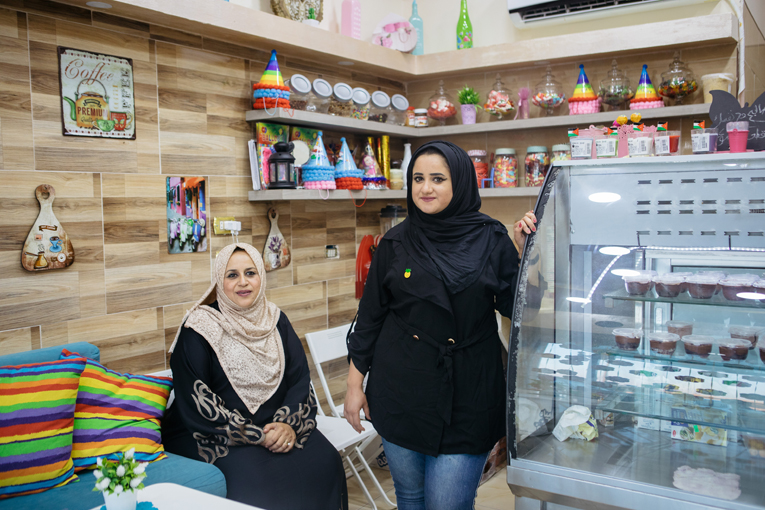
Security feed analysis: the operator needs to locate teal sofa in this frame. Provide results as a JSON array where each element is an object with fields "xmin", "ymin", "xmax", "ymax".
[{"xmin": 0, "ymin": 343, "xmax": 226, "ymax": 510}]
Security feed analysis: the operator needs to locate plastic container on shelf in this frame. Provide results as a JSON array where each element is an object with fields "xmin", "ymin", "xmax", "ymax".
[
  {"xmin": 701, "ymin": 73, "xmax": 735, "ymax": 103},
  {"xmin": 414, "ymin": 108, "xmax": 429, "ymax": 127},
  {"xmin": 720, "ymin": 276, "xmax": 759, "ymax": 301},
  {"xmin": 627, "ymin": 131, "xmax": 654, "ymax": 157},
  {"xmin": 569, "ymin": 132, "xmax": 593, "ymax": 160},
  {"xmin": 551, "ymin": 144, "xmax": 571, "ymax": 162},
  {"xmin": 666, "ymin": 320, "xmax": 693, "ymax": 338},
  {"xmin": 648, "ymin": 332, "xmax": 680, "ymax": 356},
  {"xmin": 307, "ymin": 78, "xmax": 332, "ymax": 113},
  {"xmin": 654, "ymin": 274, "xmax": 686, "ymax": 297},
  {"xmin": 729, "ymin": 325, "xmax": 763, "ymax": 346},
  {"xmin": 718, "ymin": 338, "xmax": 751, "ymax": 361},
  {"xmin": 681, "ymin": 335, "xmax": 714, "ymax": 357},
  {"xmin": 406, "ymin": 106, "xmax": 416, "ymax": 126},
  {"xmin": 468, "ymin": 150, "xmax": 489, "ymax": 187},
  {"xmin": 525, "ymin": 147, "xmax": 550, "ymax": 187},
  {"xmin": 532, "ymin": 67, "xmax": 566, "ymax": 116},
  {"xmin": 389, "ymin": 169, "xmax": 404, "ymax": 190},
  {"xmin": 369, "ymin": 91, "xmax": 391, "ymax": 123},
  {"xmin": 492, "ymin": 149, "xmax": 517, "ymax": 188},
  {"xmin": 623, "ymin": 274, "xmax": 653, "ymax": 296},
  {"xmin": 654, "ymin": 129, "xmax": 681, "ymax": 156},
  {"xmin": 286, "ymin": 74, "xmax": 312, "ymax": 111},
  {"xmin": 742, "ymin": 431, "xmax": 765, "ymax": 458},
  {"xmin": 686, "ymin": 274, "xmax": 720, "ymax": 299},
  {"xmin": 427, "ymin": 80, "xmax": 457, "ymax": 125},
  {"xmin": 691, "ymin": 127, "xmax": 718, "ymax": 154},
  {"xmin": 727, "ymin": 121, "xmax": 750, "ymax": 153},
  {"xmin": 594, "ymin": 132, "xmax": 618, "ymax": 159},
  {"xmin": 351, "ymin": 87, "xmax": 371, "ymax": 120},
  {"xmin": 612, "ymin": 328, "xmax": 642, "ymax": 351},
  {"xmin": 598, "ymin": 60, "xmax": 634, "ymax": 110},
  {"xmin": 328, "ymin": 82, "xmax": 353, "ymax": 117},
  {"xmin": 659, "ymin": 52, "xmax": 698, "ymax": 105},
  {"xmin": 389, "ymin": 94, "xmax": 409, "ymax": 126},
  {"xmin": 484, "ymin": 74, "xmax": 514, "ymax": 119}
]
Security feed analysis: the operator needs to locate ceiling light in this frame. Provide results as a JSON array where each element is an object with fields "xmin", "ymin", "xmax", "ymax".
[
  {"xmin": 86, "ymin": 1, "xmax": 112, "ymax": 8},
  {"xmin": 566, "ymin": 297, "xmax": 591, "ymax": 304},
  {"xmin": 337, "ymin": 61, "xmax": 355, "ymax": 66},
  {"xmin": 599, "ymin": 246, "xmax": 630, "ymax": 256},
  {"xmin": 611, "ymin": 269, "xmax": 640, "ymax": 277},
  {"xmin": 736, "ymin": 292, "xmax": 765, "ymax": 300},
  {"xmin": 588, "ymin": 192, "xmax": 621, "ymax": 203}
]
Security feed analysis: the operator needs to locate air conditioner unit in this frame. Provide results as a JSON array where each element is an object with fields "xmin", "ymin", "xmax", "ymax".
[{"xmin": 507, "ymin": 0, "xmax": 709, "ymax": 28}]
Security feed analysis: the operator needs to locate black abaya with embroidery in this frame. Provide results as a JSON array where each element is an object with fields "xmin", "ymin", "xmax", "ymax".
[{"xmin": 162, "ymin": 303, "xmax": 347, "ymax": 510}]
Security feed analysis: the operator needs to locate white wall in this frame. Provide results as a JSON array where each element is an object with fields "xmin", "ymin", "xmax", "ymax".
[{"xmin": 231, "ymin": 0, "xmax": 732, "ymax": 54}]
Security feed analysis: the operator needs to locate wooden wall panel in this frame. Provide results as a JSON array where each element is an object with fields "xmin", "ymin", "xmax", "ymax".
[
  {"xmin": 0, "ymin": 326, "xmax": 40, "ymax": 355},
  {"xmin": 0, "ymin": 9, "xmax": 33, "ymax": 170}
]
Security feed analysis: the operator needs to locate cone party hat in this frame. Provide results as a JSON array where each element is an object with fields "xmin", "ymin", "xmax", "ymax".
[
  {"xmin": 361, "ymin": 137, "xmax": 386, "ymax": 189},
  {"xmin": 335, "ymin": 138, "xmax": 363, "ymax": 190},
  {"xmin": 632, "ymin": 65, "xmax": 660, "ymax": 102},
  {"xmin": 253, "ymin": 50, "xmax": 291, "ymax": 110},
  {"xmin": 569, "ymin": 65, "xmax": 598, "ymax": 102},
  {"xmin": 301, "ymin": 131, "xmax": 336, "ymax": 189}
]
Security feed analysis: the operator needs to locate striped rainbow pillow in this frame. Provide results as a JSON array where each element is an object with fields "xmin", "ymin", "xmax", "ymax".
[
  {"xmin": 61, "ymin": 350, "xmax": 173, "ymax": 471},
  {"xmin": 0, "ymin": 357, "xmax": 87, "ymax": 499}
]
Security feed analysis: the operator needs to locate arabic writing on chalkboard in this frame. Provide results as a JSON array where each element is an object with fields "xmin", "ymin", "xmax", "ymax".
[{"xmin": 709, "ymin": 90, "xmax": 765, "ymax": 151}]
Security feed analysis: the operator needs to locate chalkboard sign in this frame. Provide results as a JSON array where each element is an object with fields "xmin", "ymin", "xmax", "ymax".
[{"xmin": 709, "ymin": 90, "xmax": 765, "ymax": 151}]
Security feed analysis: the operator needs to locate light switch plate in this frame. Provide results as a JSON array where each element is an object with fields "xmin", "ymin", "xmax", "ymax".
[{"xmin": 213, "ymin": 217, "xmax": 236, "ymax": 235}]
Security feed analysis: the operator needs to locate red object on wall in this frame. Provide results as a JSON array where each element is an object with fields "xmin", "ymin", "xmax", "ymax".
[{"xmin": 355, "ymin": 235, "xmax": 375, "ymax": 299}]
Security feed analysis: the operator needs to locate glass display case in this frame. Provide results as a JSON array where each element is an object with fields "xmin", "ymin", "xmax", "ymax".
[{"xmin": 507, "ymin": 153, "xmax": 765, "ymax": 510}]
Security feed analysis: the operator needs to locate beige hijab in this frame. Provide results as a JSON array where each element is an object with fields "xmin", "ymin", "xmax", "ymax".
[{"xmin": 169, "ymin": 243, "xmax": 284, "ymax": 415}]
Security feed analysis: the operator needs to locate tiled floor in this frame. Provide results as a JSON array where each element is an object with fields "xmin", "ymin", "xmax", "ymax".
[{"xmin": 347, "ymin": 466, "xmax": 515, "ymax": 510}]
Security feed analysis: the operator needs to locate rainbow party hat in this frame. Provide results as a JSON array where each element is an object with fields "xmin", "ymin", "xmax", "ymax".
[
  {"xmin": 568, "ymin": 65, "xmax": 597, "ymax": 102},
  {"xmin": 252, "ymin": 50, "xmax": 290, "ymax": 109},
  {"xmin": 632, "ymin": 65, "xmax": 660, "ymax": 103}
]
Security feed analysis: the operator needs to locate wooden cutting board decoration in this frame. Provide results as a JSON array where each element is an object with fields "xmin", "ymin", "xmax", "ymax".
[
  {"xmin": 263, "ymin": 208, "xmax": 290, "ymax": 272},
  {"xmin": 21, "ymin": 184, "xmax": 75, "ymax": 272}
]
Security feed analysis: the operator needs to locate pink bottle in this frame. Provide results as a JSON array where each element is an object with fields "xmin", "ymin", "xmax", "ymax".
[{"xmin": 341, "ymin": 0, "xmax": 361, "ymax": 40}]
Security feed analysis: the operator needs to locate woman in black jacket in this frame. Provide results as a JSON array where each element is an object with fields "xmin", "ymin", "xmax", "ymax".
[{"xmin": 344, "ymin": 141, "xmax": 536, "ymax": 510}]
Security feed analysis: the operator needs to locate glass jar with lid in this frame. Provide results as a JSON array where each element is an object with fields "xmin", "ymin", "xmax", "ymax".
[
  {"xmin": 659, "ymin": 52, "xmax": 698, "ymax": 105},
  {"xmin": 551, "ymin": 144, "xmax": 571, "ymax": 162},
  {"xmin": 388, "ymin": 94, "xmax": 409, "ymax": 126},
  {"xmin": 328, "ymin": 82, "xmax": 353, "ymax": 117},
  {"xmin": 532, "ymin": 67, "xmax": 566, "ymax": 116},
  {"xmin": 286, "ymin": 73, "xmax": 312, "ymax": 111},
  {"xmin": 306, "ymin": 78, "xmax": 332, "ymax": 114},
  {"xmin": 414, "ymin": 108, "xmax": 429, "ymax": 127},
  {"xmin": 492, "ymin": 149, "xmax": 517, "ymax": 188},
  {"xmin": 427, "ymin": 80, "xmax": 457, "ymax": 126},
  {"xmin": 598, "ymin": 60, "xmax": 634, "ymax": 111},
  {"xmin": 525, "ymin": 146, "xmax": 550, "ymax": 187},
  {"xmin": 467, "ymin": 150, "xmax": 489, "ymax": 188},
  {"xmin": 369, "ymin": 91, "xmax": 391, "ymax": 123},
  {"xmin": 351, "ymin": 87, "xmax": 371, "ymax": 120},
  {"xmin": 484, "ymin": 74, "xmax": 514, "ymax": 119}
]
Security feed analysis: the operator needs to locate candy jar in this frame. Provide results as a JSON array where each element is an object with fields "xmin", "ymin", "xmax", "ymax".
[
  {"xmin": 484, "ymin": 74, "xmax": 514, "ymax": 120},
  {"xmin": 427, "ymin": 80, "xmax": 457, "ymax": 126},
  {"xmin": 659, "ymin": 52, "xmax": 698, "ymax": 105},
  {"xmin": 532, "ymin": 67, "xmax": 566, "ymax": 116},
  {"xmin": 467, "ymin": 150, "xmax": 489, "ymax": 187},
  {"xmin": 525, "ymin": 146, "xmax": 550, "ymax": 187},
  {"xmin": 492, "ymin": 149, "xmax": 517, "ymax": 188},
  {"xmin": 598, "ymin": 60, "xmax": 634, "ymax": 111}
]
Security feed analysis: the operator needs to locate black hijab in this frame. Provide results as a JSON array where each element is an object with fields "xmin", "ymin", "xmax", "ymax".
[{"xmin": 402, "ymin": 140, "xmax": 507, "ymax": 294}]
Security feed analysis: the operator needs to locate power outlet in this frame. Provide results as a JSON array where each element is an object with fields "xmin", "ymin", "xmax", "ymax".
[{"xmin": 213, "ymin": 217, "xmax": 237, "ymax": 235}]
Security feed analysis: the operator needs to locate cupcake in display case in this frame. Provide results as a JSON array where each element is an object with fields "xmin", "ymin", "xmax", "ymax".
[
  {"xmin": 598, "ymin": 60, "xmax": 634, "ymax": 111},
  {"xmin": 427, "ymin": 80, "xmax": 457, "ymax": 125},
  {"xmin": 484, "ymin": 74, "xmax": 514, "ymax": 119},
  {"xmin": 532, "ymin": 67, "xmax": 566, "ymax": 116},
  {"xmin": 659, "ymin": 52, "xmax": 698, "ymax": 105}
]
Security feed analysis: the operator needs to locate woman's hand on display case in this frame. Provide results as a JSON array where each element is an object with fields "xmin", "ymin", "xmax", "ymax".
[
  {"xmin": 344, "ymin": 362, "xmax": 370, "ymax": 434},
  {"xmin": 514, "ymin": 210, "xmax": 537, "ymax": 251}
]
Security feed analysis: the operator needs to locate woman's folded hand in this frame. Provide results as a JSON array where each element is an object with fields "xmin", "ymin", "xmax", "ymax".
[{"xmin": 263, "ymin": 422, "xmax": 296, "ymax": 453}]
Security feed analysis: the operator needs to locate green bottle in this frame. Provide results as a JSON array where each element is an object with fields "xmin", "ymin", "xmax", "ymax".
[{"xmin": 456, "ymin": 0, "xmax": 473, "ymax": 50}]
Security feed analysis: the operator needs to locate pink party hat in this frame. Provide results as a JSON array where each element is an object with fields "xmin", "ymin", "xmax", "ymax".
[
  {"xmin": 360, "ymin": 139, "xmax": 383, "ymax": 178},
  {"xmin": 569, "ymin": 65, "xmax": 597, "ymax": 102},
  {"xmin": 308, "ymin": 131, "xmax": 331, "ymax": 167},
  {"xmin": 259, "ymin": 50, "xmax": 285, "ymax": 88}
]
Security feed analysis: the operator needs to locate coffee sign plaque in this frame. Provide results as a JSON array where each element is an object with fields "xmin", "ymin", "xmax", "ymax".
[{"xmin": 58, "ymin": 47, "xmax": 136, "ymax": 139}]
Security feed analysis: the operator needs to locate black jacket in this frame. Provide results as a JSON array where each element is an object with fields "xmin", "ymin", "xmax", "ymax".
[{"xmin": 348, "ymin": 223, "xmax": 519, "ymax": 456}]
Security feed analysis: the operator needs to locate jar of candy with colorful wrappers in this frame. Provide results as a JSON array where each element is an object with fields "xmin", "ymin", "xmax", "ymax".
[
  {"xmin": 492, "ymin": 149, "xmax": 517, "ymax": 188},
  {"xmin": 525, "ymin": 146, "xmax": 550, "ymax": 187},
  {"xmin": 659, "ymin": 52, "xmax": 698, "ymax": 105},
  {"xmin": 532, "ymin": 67, "xmax": 566, "ymax": 116},
  {"xmin": 351, "ymin": 87, "xmax": 371, "ymax": 120},
  {"xmin": 551, "ymin": 144, "xmax": 571, "ymax": 162},
  {"xmin": 427, "ymin": 80, "xmax": 457, "ymax": 126},
  {"xmin": 468, "ymin": 150, "xmax": 489, "ymax": 187},
  {"xmin": 484, "ymin": 75, "xmax": 514, "ymax": 120}
]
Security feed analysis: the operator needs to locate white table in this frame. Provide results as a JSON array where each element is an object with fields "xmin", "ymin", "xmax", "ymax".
[{"xmin": 89, "ymin": 483, "xmax": 266, "ymax": 510}]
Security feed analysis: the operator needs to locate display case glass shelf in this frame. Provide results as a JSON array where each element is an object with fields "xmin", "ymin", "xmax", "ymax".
[{"xmin": 508, "ymin": 153, "xmax": 765, "ymax": 510}]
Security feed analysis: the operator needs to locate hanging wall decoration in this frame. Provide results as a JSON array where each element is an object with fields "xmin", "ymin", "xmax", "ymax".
[
  {"xmin": 263, "ymin": 209, "xmax": 291, "ymax": 271},
  {"xmin": 271, "ymin": 0, "xmax": 323, "ymax": 22},
  {"xmin": 58, "ymin": 47, "xmax": 136, "ymax": 139},
  {"xmin": 21, "ymin": 185, "xmax": 75, "ymax": 272},
  {"xmin": 166, "ymin": 177, "xmax": 207, "ymax": 254}
]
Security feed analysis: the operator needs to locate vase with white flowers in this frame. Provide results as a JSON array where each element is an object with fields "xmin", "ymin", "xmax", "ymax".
[{"xmin": 93, "ymin": 448, "xmax": 147, "ymax": 510}]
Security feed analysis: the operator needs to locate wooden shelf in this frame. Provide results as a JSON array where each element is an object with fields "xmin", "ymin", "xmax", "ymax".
[
  {"xmin": 54, "ymin": 0, "xmax": 737, "ymax": 81},
  {"xmin": 246, "ymin": 104, "xmax": 710, "ymax": 138},
  {"xmin": 248, "ymin": 187, "xmax": 540, "ymax": 202}
]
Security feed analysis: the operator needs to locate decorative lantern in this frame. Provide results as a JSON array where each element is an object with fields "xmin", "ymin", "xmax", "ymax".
[{"xmin": 268, "ymin": 141, "xmax": 296, "ymax": 189}]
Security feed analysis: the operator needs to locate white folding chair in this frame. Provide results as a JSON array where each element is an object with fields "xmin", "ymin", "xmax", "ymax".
[{"xmin": 306, "ymin": 327, "xmax": 395, "ymax": 509}]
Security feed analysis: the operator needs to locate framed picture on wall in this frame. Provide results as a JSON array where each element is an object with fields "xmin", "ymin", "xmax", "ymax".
[
  {"xmin": 166, "ymin": 177, "xmax": 208, "ymax": 254},
  {"xmin": 57, "ymin": 47, "xmax": 136, "ymax": 139}
]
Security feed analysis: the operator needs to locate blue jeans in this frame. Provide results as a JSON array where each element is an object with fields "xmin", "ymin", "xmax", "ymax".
[{"xmin": 381, "ymin": 438, "xmax": 490, "ymax": 510}]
